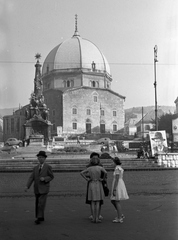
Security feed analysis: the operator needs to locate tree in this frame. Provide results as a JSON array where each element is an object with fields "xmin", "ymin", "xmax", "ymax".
[
  {"xmin": 157, "ymin": 113, "xmax": 178, "ymax": 138},
  {"xmin": 158, "ymin": 113, "xmax": 172, "ymax": 132}
]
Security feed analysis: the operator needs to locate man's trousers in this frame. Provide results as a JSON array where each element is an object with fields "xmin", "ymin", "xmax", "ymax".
[{"xmin": 35, "ymin": 193, "xmax": 48, "ymax": 219}]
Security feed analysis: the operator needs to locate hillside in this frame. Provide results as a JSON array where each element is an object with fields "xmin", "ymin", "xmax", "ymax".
[{"xmin": 125, "ymin": 106, "xmax": 175, "ymax": 122}]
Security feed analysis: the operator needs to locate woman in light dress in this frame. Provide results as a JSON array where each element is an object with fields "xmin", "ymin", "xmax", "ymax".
[
  {"xmin": 110, "ymin": 157, "xmax": 129, "ymax": 223},
  {"xmin": 81, "ymin": 153, "xmax": 107, "ymax": 223}
]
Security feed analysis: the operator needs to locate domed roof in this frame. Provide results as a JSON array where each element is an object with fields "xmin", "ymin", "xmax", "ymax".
[{"xmin": 42, "ymin": 31, "xmax": 111, "ymax": 76}]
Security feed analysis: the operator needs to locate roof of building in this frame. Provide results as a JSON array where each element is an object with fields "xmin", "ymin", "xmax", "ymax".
[
  {"xmin": 125, "ymin": 117, "xmax": 141, "ymax": 126},
  {"xmin": 42, "ymin": 26, "xmax": 111, "ymax": 76},
  {"xmin": 45, "ymin": 86, "xmax": 125, "ymax": 100}
]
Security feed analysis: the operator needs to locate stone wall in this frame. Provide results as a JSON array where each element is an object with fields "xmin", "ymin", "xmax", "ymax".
[{"xmin": 63, "ymin": 87, "xmax": 125, "ymax": 134}]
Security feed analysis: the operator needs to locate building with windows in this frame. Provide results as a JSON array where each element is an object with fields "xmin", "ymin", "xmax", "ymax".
[
  {"xmin": 3, "ymin": 19, "xmax": 125, "ymax": 141},
  {"xmin": 124, "ymin": 114, "xmax": 142, "ymax": 136},
  {"xmin": 3, "ymin": 106, "xmax": 27, "ymax": 142},
  {"xmin": 42, "ymin": 20, "xmax": 125, "ymax": 136}
]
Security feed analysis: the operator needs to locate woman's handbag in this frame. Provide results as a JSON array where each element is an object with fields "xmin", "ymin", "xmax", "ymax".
[{"xmin": 102, "ymin": 179, "xmax": 109, "ymax": 196}]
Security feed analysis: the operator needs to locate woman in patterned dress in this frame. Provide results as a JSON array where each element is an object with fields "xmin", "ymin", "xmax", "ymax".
[
  {"xmin": 110, "ymin": 157, "xmax": 129, "ymax": 223},
  {"xmin": 81, "ymin": 154, "xmax": 107, "ymax": 223}
]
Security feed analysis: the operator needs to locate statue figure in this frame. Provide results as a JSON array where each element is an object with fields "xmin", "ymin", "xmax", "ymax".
[
  {"xmin": 42, "ymin": 109, "xmax": 49, "ymax": 120},
  {"xmin": 39, "ymin": 94, "xmax": 45, "ymax": 107},
  {"xmin": 25, "ymin": 108, "xmax": 29, "ymax": 119},
  {"xmin": 35, "ymin": 106, "xmax": 40, "ymax": 116}
]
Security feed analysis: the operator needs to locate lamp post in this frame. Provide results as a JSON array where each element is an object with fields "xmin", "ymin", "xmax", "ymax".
[{"xmin": 154, "ymin": 45, "xmax": 158, "ymax": 131}]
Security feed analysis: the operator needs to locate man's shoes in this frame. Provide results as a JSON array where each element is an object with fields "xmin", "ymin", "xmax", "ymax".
[
  {"xmin": 35, "ymin": 219, "xmax": 41, "ymax": 225},
  {"xmin": 35, "ymin": 218, "xmax": 44, "ymax": 224}
]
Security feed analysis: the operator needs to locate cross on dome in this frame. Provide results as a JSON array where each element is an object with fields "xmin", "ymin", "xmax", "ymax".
[{"xmin": 73, "ymin": 14, "xmax": 80, "ymax": 37}]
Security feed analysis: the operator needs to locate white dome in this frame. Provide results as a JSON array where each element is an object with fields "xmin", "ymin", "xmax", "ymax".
[{"xmin": 42, "ymin": 35, "xmax": 111, "ymax": 76}]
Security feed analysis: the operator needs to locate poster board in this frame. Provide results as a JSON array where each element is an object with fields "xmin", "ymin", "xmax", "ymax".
[
  {"xmin": 57, "ymin": 126, "xmax": 63, "ymax": 136},
  {"xmin": 149, "ymin": 130, "xmax": 168, "ymax": 156}
]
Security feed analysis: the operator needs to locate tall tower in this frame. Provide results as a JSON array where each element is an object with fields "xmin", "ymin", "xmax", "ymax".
[{"xmin": 23, "ymin": 54, "xmax": 52, "ymax": 143}]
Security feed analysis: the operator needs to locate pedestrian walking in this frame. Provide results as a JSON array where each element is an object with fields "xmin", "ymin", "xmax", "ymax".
[
  {"xmin": 81, "ymin": 152, "xmax": 107, "ymax": 223},
  {"xmin": 24, "ymin": 150, "xmax": 54, "ymax": 225},
  {"xmin": 110, "ymin": 157, "xmax": 129, "ymax": 223}
]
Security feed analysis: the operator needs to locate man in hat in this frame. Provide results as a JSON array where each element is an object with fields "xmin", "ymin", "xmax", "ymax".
[
  {"xmin": 152, "ymin": 132, "xmax": 168, "ymax": 155},
  {"xmin": 24, "ymin": 151, "xmax": 54, "ymax": 224}
]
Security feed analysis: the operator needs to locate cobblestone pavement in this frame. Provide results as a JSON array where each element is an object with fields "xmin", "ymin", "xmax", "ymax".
[{"xmin": 0, "ymin": 170, "xmax": 178, "ymax": 240}]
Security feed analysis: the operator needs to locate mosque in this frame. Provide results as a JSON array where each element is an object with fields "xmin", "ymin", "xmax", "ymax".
[{"xmin": 3, "ymin": 18, "xmax": 125, "ymax": 142}]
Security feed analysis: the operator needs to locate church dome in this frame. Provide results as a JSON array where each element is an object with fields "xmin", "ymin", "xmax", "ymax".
[{"xmin": 42, "ymin": 31, "xmax": 111, "ymax": 77}]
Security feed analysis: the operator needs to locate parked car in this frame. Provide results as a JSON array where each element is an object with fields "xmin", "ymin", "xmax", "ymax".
[{"xmin": 5, "ymin": 138, "xmax": 23, "ymax": 147}]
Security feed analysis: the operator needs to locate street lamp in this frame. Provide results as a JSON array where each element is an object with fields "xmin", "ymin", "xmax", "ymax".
[{"xmin": 154, "ymin": 45, "xmax": 158, "ymax": 131}]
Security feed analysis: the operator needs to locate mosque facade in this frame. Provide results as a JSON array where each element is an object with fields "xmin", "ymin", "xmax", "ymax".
[{"xmin": 3, "ymin": 20, "xmax": 125, "ymax": 141}]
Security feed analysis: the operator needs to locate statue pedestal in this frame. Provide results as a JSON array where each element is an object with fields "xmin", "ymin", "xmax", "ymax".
[{"xmin": 29, "ymin": 134, "xmax": 44, "ymax": 146}]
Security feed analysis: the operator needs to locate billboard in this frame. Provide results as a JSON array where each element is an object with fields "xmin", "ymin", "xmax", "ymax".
[{"xmin": 149, "ymin": 130, "xmax": 168, "ymax": 156}]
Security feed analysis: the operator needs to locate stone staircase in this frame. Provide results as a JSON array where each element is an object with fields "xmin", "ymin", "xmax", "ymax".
[
  {"xmin": 0, "ymin": 146, "xmax": 176, "ymax": 172},
  {"xmin": 0, "ymin": 156, "xmax": 162, "ymax": 172}
]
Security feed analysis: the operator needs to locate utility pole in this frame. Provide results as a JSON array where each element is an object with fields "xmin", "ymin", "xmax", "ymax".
[
  {"xmin": 154, "ymin": 45, "xmax": 158, "ymax": 131},
  {"xmin": 142, "ymin": 107, "xmax": 144, "ymax": 141}
]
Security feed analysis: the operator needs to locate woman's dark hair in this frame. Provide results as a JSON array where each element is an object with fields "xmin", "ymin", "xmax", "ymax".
[
  {"xmin": 90, "ymin": 152, "xmax": 100, "ymax": 159},
  {"xmin": 113, "ymin": 157, "xmax": 122, "ymax": 165},
  {"xmin": 88, "ymin": 152, "xmax": 101, "ymax": 166}
]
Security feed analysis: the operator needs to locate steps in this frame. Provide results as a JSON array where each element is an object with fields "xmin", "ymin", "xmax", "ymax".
[
  {"xmin": 1, "ymin": 147, "xmax": 177, "ymax": 171},
  {"xmin": 0, "ymin": 157, "xmax": 168, "ymax": 172}
]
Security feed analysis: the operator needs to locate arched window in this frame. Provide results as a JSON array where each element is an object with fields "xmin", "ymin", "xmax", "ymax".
[
  {"xmin": 67, "ymin": 80, "xmax": 70, "ymax": 87},
  {"xmin": 72, "ymin": 118, "xmax": 77, "ymax": 130},
  {"xmin": 100, "ymin": 120, "xmax": 105, "ymax": 133},
  {"xmin": 100, "ymin": 109, "xmax": 105, "ymax": 116},
  {"xmin": 86, "ymin": 118, "xmax": 92, "ymax": 134},
  {"xmin": 94, "ymin": 95, "xmax": 97, "ymax": 102},
  {"xmin": 72, "ymin": 108, "xmax": 77, "ymax": 115},
  {"xmin": 92, "ymin": 91, "xmax": 98, "ymax": 103},
  {"xmin": 113, "ymin": 124, "xmax": 117, "ymax": 132},
  {"xmin": 73, "ymin": 122, "xmax": 77, "ymax": 130},
  {"xmin": 113, "ymin": 110, "xmax": 117, "ymax": 117},
  {"xmin": 86, "ymin": 108, "xmax": 91, "ymax": 115},
  {"xmin": 112, "ymin": 121, "xmax": 117, "ymax": 132},
  {"xmin": 92, "ymin": 81, "xmax": 96, "ymax": 87}
]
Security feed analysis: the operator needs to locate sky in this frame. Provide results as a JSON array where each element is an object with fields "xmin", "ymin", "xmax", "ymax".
[{"xmin": 0, "ymin": 0, "xmax": 178, "ymax": 110}]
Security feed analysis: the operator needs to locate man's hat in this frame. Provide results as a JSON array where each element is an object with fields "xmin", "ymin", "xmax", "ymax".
[
  {"xmin": 36, "ymin": 151, "xmax": 47, "ymax": 158},
  {"xmin": 152, "ymin": 132, "xmax": 165, "ymax": 141}
]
